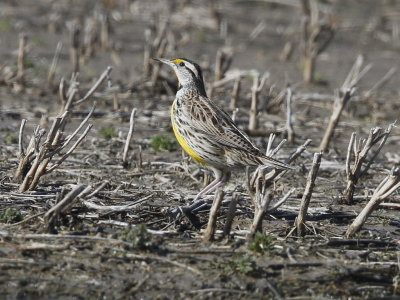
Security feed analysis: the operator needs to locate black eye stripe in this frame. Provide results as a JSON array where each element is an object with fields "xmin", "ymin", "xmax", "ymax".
[
  {"xmin": 185, "ymin": 66, "xmax": 197, "ymax": 78},
  {"xmin": 179, "ymin": 62, "xmax": 185, "ymax": 67}
]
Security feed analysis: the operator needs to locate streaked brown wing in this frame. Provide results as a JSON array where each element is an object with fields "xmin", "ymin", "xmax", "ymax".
[{"xmin": 188, "ymin": 96, "xmax": 261, "ymax": 154}]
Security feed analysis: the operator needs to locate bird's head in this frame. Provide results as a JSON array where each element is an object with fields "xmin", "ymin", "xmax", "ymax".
[{"xmin": 153, "ymin": 58, "xmax": 206, "ymax": 95}]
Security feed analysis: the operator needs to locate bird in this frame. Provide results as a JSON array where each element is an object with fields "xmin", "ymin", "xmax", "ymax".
[{"xmin": 154, "ymin": 57, "xmax": 292, "ymax": 202}]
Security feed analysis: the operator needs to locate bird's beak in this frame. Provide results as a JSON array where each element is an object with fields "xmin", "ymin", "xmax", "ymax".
[
  {"xmin": 153, "ymin": 58, "xmax": 181, "ymax": 87},
  {"xmin": 152, "ymin": 58, "xmax": 175, "ymax": 68}
]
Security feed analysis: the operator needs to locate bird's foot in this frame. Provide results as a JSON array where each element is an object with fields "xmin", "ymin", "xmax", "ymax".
[
  {"xmin": 167, "ymin": 199, "xmax": 208, "ymax": 218},
  {"xmin": 165, "ymin": 195, "xmax": 215, "ymax": 228},
  {"xmin": 165, "ymin": 200, "xmax": 204, "ymax": 229}
]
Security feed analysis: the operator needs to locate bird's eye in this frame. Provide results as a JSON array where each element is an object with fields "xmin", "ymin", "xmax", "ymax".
[{"xmin": 179, "ymin": 62, "xmax": 185, "ymax": 67}]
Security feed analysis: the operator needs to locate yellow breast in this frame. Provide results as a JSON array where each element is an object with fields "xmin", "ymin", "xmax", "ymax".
[{"xmin": 171, "ymin": 100, "xmax": 205, "ymax": 164}]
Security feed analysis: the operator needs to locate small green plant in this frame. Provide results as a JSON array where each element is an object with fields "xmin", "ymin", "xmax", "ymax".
[
  {"xmin": 100, "ymin": 127, "xmax": 117, "ymax": 139},
  {"xmin": 224, "ymin": 255, "xmax": 256, "ymax": 275},
  {"xmin": 0, "ymin": 208, "xmax": 23, "ymax": 224},
  {"xmin": 24, "ymin": 58, "xmax": 35, "ymax": 69},
  {"xmin": 313, "ymin": 72, "xmax": 329, "ymax": 85},
  {"xmin": 0, "ymin": 18, "xmax": 11, "ymax": 33},
  {"xmin": 116, "ymin": 224, "xmax": 154, "ymax": 250},
  {"xmin": 31, "ymin": 36, "xmax": 44, "ymax": 47},
  {"xmin": 192, "ymin": 29, "xmax": 207, "ymax": 42},
  {"xmin": 150, "ymin": 135, "xmax": 176, "ymax": 152},
  {"xmin": 13, "ymin": 57, "xmax": 35, "ymax": 69},
  {"xmin": 248, "ymin": 232, "xmax": 276, "ymax": 255},
  {"xmin": 3, "ymin": 133, "xmax": 17, "ymax": 144}
]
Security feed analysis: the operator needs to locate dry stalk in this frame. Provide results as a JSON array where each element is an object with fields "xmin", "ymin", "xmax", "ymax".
[
  {"xmin": 264, "ymin": 86, "xmax": 286, "ymax": 115},
  {"xmin": 249, "ymin": 72, "xmax": 269, "ymax": 131},
  {"xmin": 83, "ymin": 194, "xmax": 154, "ymax": 214},
  {"xmin": 247, "ymin": 177, "xmax": 294, "ymax": 242},
  {"xmin": 286, "ymin": 87, "xmax": 295, "ymax": 143},
  {"xmin": 13, "ymin": 125, "xmax": 42, "ymax": 183},
  {"xmin": 252, "ymin": 168, "xmax": 267, "ymax": 215},
  {"xmin": 247, "ymin": 192, "xmax": 273, "ymax": 242},
  {"xmin": 258, "ymin": 138, "xmax": 311, "ymax": 189},
  {"xmin": 319, "ymin": 55, "xmax": 371, "ymax": 152},
  {"xmin": 214, "ymin": 48, "xmax": 233, "ymax": 82},
  {"xmin": 295, "ymin": 152, "xmax": 322, "ymax": 236},
  {"xmin": 135, "ymin": 145, "xmax": 143, "ymax": 169},
  {"xmin": 345, "ymin": 167, "xmax": 400, "ymax": 238},
  {"xmin": 17, "ymin": 33, "xmax": 27, "ymax": 81},
  {"xmin": 47, "ymin": 41, "xmax": 63, "ymax": 85},
  {"xmin": 342, "ymin": 122, "xmax": 395, "ymax": 204},
  {"xmin": 83, "ymin": 17, "xmax": 98, "ymax": 60},
  {"xmin": 44, "ymin": 185, "xmax": 90, "ymax": 232},
  {"xmin": 45, "ymin": 123, "xmax": 93, "ymax": 174},
  {"xmin": 280, "ymin": 41, "xmax": 293, "ymax": 61},
  {"xmin": 230, "ymin": 76, "xmax": 241, "ymax": 110},
  {"xmin": 222, "ymin": 192, "xmax": 239, "ymax": 238},
  {"xmin": 211, "ymin": 71, "xmax": 246, "ymax": 89},
  {"xmin": 85, "ymin": 181, "xmax": 109, "ymax": 198},
  {"xmin": 100, "ymin": 12, "xmax": 111, "ymax": 51},
  {"xmin": 150, "ymin": 38, "xmax": 168, "ymax": 86},
  {"xmin": 143, "ymin": 29, "xmax": 152, "ymax": 77},
  {"xmin": 208, "ymin": 48, "xmax": 233, "ymax": 98},
  {"xmin": 203, "ymin": 189, "xmax": 225, "ymax": 242},
  {"xmin": 14, "ymin": 119, "xmax": 30, "ymax": 183},
  {"xmin": 153, "ymin": 19, "xmax": 168, "ymax": 54},
  {"xmin": 244, "ymin": 140, "xmax": 309, "ymax": 239},
  {"xmin": 300, "ymin": 0, "xmax": 310, "ymax": 15},
  {"xmin": 15, "ymin": 104, "xmax": 95, "ymax": 192},
  {"xmin": 219, "ymin": 18, "xmax": 228, "ymax": 39},
  {"xmin": 18, "ymin": 119, "xmax": 27, "ymax": 157},
  {"xmin": 48, "ymin": 13, "xmax": 61, "ymax": 34},
  {"xmin": 60, "ymin": 75, "xmax": 78, "ymax": 114},
  {"xmin": 266, "ymin": 133, "xmax": 287, "ymax": 157},
  {"xmin": 363, "ymin": 67, "xmax": 397, "ymax": 99},
  {"xmin": 214, "ymin": 49, "xmax": 224, "ymax": 82},
  {"xmin": 250, "ymin": 20, "xmax": 266, "ymax": 41},
  {"xmin": 301, "ymin": 0, "xmax": 335, "ymax": 83},
  {"xmin": 147, "ymin": 19, "xmax": 172, "ymax": 85},
  {"xmin": 74, "ymin": 66, "xmax": 113, "ymax": 106},
  {"xmin": 70, "ymin": 22, "xmax": 80, "ymax": 74},
  {"xmin": 122, "ymin": 108, "xmax": 137, "ymax": 168},
  {"xmin": 268, "ymin": 188, "xmax": 295, "ymax": 212},
  {"xmin": 26, "ymin": 116, "xmax": 66, "ymax": 191},
  {"xmin": 248, "ymin": 139, "xmax": 310, "ymax": 195}
]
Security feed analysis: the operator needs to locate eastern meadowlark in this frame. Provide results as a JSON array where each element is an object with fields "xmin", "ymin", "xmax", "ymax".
[{"xmin": 154, "ymin": 58, "xmax": 292, "ymax": 201}]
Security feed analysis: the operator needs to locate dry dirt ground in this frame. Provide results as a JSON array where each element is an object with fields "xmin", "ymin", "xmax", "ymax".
[{"xmin": 0, "ymin": 0, "xmax": 400, "ymax": 299}]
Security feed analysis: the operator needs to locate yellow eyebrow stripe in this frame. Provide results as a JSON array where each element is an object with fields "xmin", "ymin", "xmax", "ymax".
[{"xmin": 171, "ymin": 59, "xmax": 184, "ymax": 64}]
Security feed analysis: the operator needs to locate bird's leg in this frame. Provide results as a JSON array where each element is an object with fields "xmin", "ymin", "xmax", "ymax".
[
  {"xmin": 193, "ymin": 178, "xmax": 222, "ymax": 202},
  {"xmin": 167, "ymin": 170, "xmax": 229, "ymax": 221},
  {"xmin": 166, "ymin": 176, "xmax": 220, "ymax": 219},
  {"xmin": 189, "ymin": 170, "xmax": 230, "ymax": 210},
  {"xmin": 193, "ymin": 168, "xmax": 230, "ymax": 201},
  {"xmin": 188, "ymin": 180, "xmax": 225, "ymax": 213}
]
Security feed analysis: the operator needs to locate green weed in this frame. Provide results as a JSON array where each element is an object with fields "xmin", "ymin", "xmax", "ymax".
[
  {"xmin": 313, "ymin": 72, "xmax": 329, "ymax": 85},
  {"xmin": 0, "ymin": 208, "xmax": 23, "ymax": 224},
  {"xmin": 116, "ymin": 224, "xmax": 154, "ymax": 250},
  {"xmin": 100, "ymin": 127, "xmax": 117, "ymax": 139},
  {"xmin": 224, "ymin": 255, "xmax": 256, "ymax": 275},
  {"xmin": 248, "ymin": 232, "xmax": 275, "ymax": 255},
  {"xmin": 0, "ymin": 18, "xmax": 11, "ymax": 33},
  {"xmin": 3, "ymin": 133, "xmax": 17, "ymax": 144},
  {"xmin": 150, "ymin": 135, "xmax": 176, "ymax": 151}
]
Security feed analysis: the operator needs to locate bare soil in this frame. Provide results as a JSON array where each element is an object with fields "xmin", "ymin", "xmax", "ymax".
[{"xmin": 0, "ymin": 0, "xmax": 399, "ymax": 299}]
